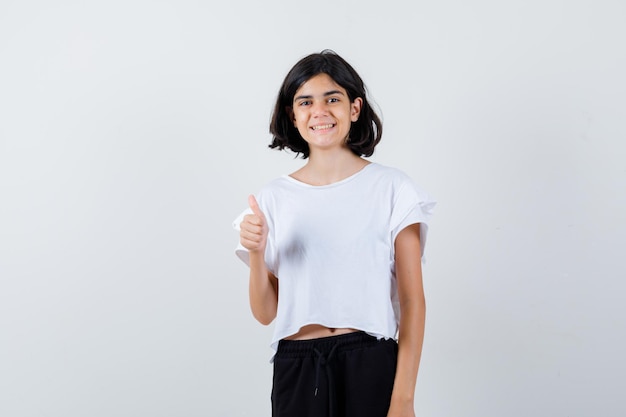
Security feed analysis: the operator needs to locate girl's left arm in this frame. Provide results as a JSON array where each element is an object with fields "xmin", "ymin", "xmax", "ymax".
[{"xmin": 387, "ymin": 223, "xmax": 426, "ymax": 417}]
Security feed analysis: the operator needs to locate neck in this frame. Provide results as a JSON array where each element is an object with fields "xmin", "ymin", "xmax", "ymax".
[{"xmin": 297, "ymin": 147, "xmax": 369, "ymax": 186}]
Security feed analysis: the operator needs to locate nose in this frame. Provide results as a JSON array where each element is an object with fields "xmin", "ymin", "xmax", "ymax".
[{"xmin": 311, "ymin": 101, "xmax": 329, "ymax": 116}]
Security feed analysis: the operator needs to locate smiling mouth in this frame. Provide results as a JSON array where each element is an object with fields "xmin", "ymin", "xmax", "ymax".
[{"xmin": 311, "ymin": 123, "xmax": 335, "ymax": 130}]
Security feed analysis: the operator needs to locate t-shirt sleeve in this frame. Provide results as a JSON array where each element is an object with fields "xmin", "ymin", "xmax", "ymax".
[{"xmin": 390, "ymin": 180, "xmax": 436, "ymax": 261}]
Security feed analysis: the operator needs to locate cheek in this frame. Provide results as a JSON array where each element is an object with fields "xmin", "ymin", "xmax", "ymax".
[
  {"xmin": 294, "ymin": 112, "xmax": 308, "ymax": 126},
  {"xmin": 294, "ymin": 120, "xmax": 307, "ymax": 134}
]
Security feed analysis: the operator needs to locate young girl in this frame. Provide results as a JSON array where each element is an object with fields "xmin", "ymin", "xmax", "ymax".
[{"xmin": 233, "ymin": 50, "xmax": 435, "ymax": 417}]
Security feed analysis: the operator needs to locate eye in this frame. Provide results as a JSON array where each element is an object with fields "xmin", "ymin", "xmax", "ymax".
[
  {"xmin": 328, "ymin": 97, "xmax": 340, "ymax": 103},
  {"xmin": 298, "ymin": 100, "xmax": 311, "ymax": 106}
]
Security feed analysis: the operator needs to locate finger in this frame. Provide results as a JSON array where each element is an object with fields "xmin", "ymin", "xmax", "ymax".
[
  {"xmin": 240, "ymin": 230, "xmax": 264, "ymax": 249},
  {"xmin": 242, "ymin": 214, "xmax": 262, "ymax": 227},
  {"xmin": 248, "ymin": 195, "xmax": 265, "ymax": 220},
  {"xmin": 240, "ymin": 221, "xmax": 263, "ymax": 235},
  {"xmin": 240, "ymin": 232, "xmax": 261, "ymax": 245},
  {"xmin": 240, "ymin": 236, "xmax": 261, "ymax": 251}
]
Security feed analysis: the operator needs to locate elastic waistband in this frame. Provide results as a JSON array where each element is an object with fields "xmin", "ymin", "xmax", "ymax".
[{"xmin": 275, "ymin": 331, "xmax": 383, "ymax": 358}]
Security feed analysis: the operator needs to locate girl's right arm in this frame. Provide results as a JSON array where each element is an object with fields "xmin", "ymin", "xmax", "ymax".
[{"xmin": 239, "ymin": 195, "xmax": 278, "ymax": 325}]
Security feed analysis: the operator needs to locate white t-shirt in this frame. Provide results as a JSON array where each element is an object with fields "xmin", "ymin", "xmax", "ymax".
[{"xmin": 233, "ymin": 162, "xmax": 436, "ymax": 355}]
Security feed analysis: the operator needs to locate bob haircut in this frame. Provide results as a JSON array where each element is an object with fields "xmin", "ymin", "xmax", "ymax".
[{"xmin": 269, "ymin": 50, "xmax": 383, "ymax": 159}]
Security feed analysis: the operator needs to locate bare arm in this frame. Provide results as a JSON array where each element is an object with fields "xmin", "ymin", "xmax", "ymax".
[
  {"xmin": 387, "ymin": 223, "xmax": 426, "ymax": 417},
  {"xmin": 239, "ymin": 195, "xmax": 278, "ymax": 325}
]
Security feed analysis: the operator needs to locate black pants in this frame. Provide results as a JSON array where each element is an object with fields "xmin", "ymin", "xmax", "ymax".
[{"xmin": 271, "ymin": 331, "xmax": 398, "ymax": 417}]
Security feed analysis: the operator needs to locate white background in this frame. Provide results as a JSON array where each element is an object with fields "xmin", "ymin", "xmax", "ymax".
[{"xmin": 1, "ymin": 1, "xmax": 625, "ymax": 416}]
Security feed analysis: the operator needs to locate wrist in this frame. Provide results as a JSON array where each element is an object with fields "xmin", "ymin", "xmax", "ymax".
[
  {"xmin": 390, "ymin": 387, "xmax": 415, "ymax": 407},
  {"xmin": 248, "ymin": 248, "xmax": 266, "ymax": 258}
]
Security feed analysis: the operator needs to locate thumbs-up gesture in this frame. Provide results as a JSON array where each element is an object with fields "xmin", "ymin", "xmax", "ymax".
[{"xmin": 240, "ymin": 195, "xmax": 268, "ymax": 254}]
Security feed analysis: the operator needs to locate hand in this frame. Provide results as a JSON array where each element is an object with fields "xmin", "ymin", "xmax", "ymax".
[{"xmin": 239, "ymin": 195, "xmax": 268, "ymax": 254}]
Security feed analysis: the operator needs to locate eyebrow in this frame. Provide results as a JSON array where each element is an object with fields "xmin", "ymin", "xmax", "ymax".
[{"xmin": 294, "ymin": 90, "xmax": 345, "ymax": 101}]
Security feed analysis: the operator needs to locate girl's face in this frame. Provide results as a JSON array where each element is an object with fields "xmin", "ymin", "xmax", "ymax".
[{"xmin": 290, "ymin": 73, "xmax": 362, "ymax": 155}]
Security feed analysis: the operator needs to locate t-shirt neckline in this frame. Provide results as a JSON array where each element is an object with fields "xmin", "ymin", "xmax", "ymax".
[{"xmin": 283, "ymin": 162, "xmax": 376, "ymax": 188}]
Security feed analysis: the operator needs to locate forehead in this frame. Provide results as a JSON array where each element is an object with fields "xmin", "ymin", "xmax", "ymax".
[{"xmin": 294, "ymin": 73, "xmax": 346, "ymax": 96}]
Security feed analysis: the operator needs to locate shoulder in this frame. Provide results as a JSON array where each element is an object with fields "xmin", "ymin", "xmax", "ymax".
[
  {"xmin": 366, "ymin": 162, "xmax": 409, "ymax": 178},
  {"xmin": 256, "ymin": 175, "xmax": 300, "ymax": 198},
  {"xmin": 368, "ymin": 163, "xmax": 435, "ymax": 206},
  {"xmin": 254, "ymin": 176, "xmax": 302, "ymax": 216},
  {"xmin": 365, "ymin": 162, "xmax": 418, "ymax": 189}
]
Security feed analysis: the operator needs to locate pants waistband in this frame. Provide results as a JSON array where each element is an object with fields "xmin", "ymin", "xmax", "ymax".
[{"xmin": 275, "ymin": 331, "xmax": 382, "ymax": 358}]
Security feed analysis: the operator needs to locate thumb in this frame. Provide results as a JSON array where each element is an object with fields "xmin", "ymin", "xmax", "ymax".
[{"xmin": 248, "ymin": 195, "xmax": 265, "ymax": 219}]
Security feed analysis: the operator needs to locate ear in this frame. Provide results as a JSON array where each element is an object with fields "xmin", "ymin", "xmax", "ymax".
[{"xmin": 351, "ymin": 97, "xmax": 363, "ymax": 122}]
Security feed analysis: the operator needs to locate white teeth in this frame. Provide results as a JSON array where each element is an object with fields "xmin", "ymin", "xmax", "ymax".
[{"xmin": 312, "ymin": 124, "xmax": 334, "ymax": 130}]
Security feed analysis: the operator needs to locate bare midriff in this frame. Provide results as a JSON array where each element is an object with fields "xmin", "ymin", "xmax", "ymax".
[{"xmin": 284, "ymin": 324, "xmax": 359, "ymax": 340}]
